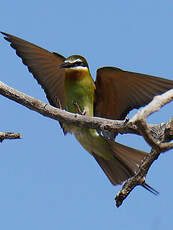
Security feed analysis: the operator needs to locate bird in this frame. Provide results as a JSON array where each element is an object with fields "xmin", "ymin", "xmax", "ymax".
[{"xmin": 2, "ymin": 32, "xmax": 173, "ymax": 195}]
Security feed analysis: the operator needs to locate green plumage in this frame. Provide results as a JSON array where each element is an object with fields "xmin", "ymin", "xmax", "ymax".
[
  {"xmin": 63, "ymin": 63, "xmax": 113, "ymax": 160},
  {"xmin": 3, "ymin": 32, "xmax": 170, "ymax": 193}
]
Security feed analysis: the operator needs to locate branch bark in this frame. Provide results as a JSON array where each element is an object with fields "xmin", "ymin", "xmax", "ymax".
[
  {"xmin": 0, "ymin": 81, "xmax": 173, "ymax": 207},
  {"xmin": 115, "ymin": 89, "xmax": 173, "ymax": 207},
  {"xmin": 0, "ymin": 81, "xmax": 172, "ymax": 140},
  {"xmin": 0, "ymin": 132, "xmax": 22, "ymax": 142}
]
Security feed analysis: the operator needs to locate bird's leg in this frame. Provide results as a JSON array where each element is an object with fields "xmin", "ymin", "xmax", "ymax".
[
  {"xmin": 73, "ymin": 102, "xmax": 82, "ymax": 114},
  {"xmin": 58, "ymin": 100, "xmax": 62, "ymax": 109},
  {"xmin": 82, "ymin": 110, "xmax": 87, "ymax": 115},
  {"xmin": 73, "ymin": 102, "xmax": 86, "ymax": 115},
  {"xmin": 55, "ymin": 96, "xmax": 63, "ymax": 109}
]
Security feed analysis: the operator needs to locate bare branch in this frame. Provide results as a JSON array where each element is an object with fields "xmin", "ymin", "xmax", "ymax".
[
  {"xmin": 115, "ymin": 89, "xmax": 173, "ymax": 207},
  {"xmin": 131, "ymin": 89, "xmax": 173, "ymax": 122},
  {"xmin": 0, "ymin": 81, "xmax": 125, "ymax": 131},
  {"xmin": 0, "ymin": 132, "xmax": 22, "ymax": 142},
  {"xmin": 115, "ymin": 148, "xmax": 160, "ymax": 207},
  {"xmin": 130, "ymin": 89, "xmax": 173, "ymax": 151},
  {"xmin": 0, "ymin": 81, "xmax": 172, "ymax": 140},
  {"xmin": 0, "ymin": 81, "xmax": 173, "ymax": 207}
]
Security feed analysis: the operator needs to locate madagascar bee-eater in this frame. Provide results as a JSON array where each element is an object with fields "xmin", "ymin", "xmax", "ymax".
[{"xmin": 2, "ymin": 32, "xmax": 173, "ymax": 194}]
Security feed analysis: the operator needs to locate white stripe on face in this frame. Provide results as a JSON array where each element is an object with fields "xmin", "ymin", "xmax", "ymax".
[{"xmin": 67, "ymin": 66, "xmax": 88, "ymax": 70}]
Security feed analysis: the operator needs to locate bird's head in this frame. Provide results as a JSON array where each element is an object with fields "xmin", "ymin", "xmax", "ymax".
[{"xmin": 59, "ymin": 55, "xmax": 89, "ymax": 72}]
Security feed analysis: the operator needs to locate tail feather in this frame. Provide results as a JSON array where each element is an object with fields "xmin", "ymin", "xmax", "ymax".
[
  {"xmin": 108, "ymin": 140, "xmax": 146, "ymax": 173},
  {"xmin": 142, "ymin": 183, "xmax": 159, "ymax": 195},
  {"xmin": 93, "ymin": 140, "xmax": 158, "ymax": 194},
  {"xmin": 93, "ymin": 152, "xmax": 133, "ymax": 185}
]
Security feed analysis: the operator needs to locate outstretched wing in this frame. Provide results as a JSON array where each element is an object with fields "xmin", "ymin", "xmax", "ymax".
[
  {"xmin": 1, "ymin": 32, "xmax": 66, "ymax": 108},
  {"xmin": 95, "ymin": 67, "xmax": 173, "ymax": 120}
]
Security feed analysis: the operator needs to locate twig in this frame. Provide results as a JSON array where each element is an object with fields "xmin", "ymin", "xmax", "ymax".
[
  {"xmin": 0, "ymin": 132, "xmax": 22, "ymax": 142},
  {"xmin": 0, "ymin": 81, "xmax": 172, "ymax": 141},
  {"xmin": 0, "ymin": 81, "xmax": 173, "ymax": 207},
  {"xmin": 131, "ymin": 89, "xmax": 173, "ymax": 151},
  {"xmin": 115, "ymin": 89, "xmax": 173, "ymax": 207}
]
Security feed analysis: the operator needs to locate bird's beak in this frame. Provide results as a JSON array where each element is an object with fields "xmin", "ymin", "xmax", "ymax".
[{"xmin": 59, "ymin": 62, "xmax": 72, "ymax": 69}]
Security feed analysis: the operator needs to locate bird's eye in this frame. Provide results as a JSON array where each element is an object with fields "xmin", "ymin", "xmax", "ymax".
[
  {"xmin": 81, "ymin": 62, "xmax": 86, "ymax": 67},
  {"xmin": 74, "ymin": 61, "xmax": 82, "ymax": 66}
]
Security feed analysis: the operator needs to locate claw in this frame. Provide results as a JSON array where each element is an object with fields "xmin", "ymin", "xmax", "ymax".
[
  {"xmin": 73, "ymin": 102, "xmax": 86, "ymax": 115},
  {"xmin": 55, "ymin": 97, "xmax": 62, "ymax": 109}
]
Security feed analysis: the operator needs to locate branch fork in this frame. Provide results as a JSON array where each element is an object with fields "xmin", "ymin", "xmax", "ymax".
[
  {"xmin": 115, "ymin": 89, "xmax": 173, "ymax": 207},
  {"xmin": 0, "ymin": 81, "xmax": 173, "ymax": 207}
]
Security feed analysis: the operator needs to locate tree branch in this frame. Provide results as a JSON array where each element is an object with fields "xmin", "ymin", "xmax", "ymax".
[
  {"xmin": 0, "ymin": 81, "xmax": 173, "ymax": 207},
  {"xmin": 0, "ymin": 132, "xmax": 22, "ymax": 142},
  {"xmin": 115, "ymin": 89, "xmax": 173, "ymax": 207},
  {"xmin": 0, "ymin": 81, "xmax": 172, "ymax": 140}
]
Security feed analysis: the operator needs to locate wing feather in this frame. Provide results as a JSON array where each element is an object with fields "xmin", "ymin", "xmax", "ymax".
[
  {"xmin": 1, "ymin": 32, "xmax": 66, "ymax": 108},
  {"xmin": 95, "ymin": 67, "xmax": 173, "ymax": 120}
]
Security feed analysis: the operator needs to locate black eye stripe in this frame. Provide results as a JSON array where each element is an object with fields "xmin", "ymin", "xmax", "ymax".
[
  {"xmin": 81, "ymin": 62, "xmax": 87, "ymax": 67},
  {"xmin": 71, "ymin": 61, "xmax": 87, "ymax": 67}
]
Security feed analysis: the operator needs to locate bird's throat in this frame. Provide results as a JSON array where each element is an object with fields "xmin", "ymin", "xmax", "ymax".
[{"xmin": 65, "ymin": 68, "xmax": 89, "ymax": 81}]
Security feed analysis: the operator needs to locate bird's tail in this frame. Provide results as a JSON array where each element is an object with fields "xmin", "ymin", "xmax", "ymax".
[{"xmin": 93, "ymin": 139, "xmax": 158, "ymax": 195}]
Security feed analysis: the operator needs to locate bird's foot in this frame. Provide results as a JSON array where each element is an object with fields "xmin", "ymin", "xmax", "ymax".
[
  {"xmin": 124, "ymin": 116, "xmax": 129, "ymax": 123},
  {"xmin": 55, "ymin": 97, "xmax": 63, "ymax": 109},
  {"xmin": 73, "ymin": 102, "xmax": 82, "ymax": 115},
  {"xmin": 81, "ymin": 110, "xmax": 87, "ymax": 115},
  {"xmin": 73, "ymin": 102, "xmax": 87, "ymax": 115}
]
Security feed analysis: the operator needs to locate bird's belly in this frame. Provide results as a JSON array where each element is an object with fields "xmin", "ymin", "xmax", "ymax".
[
  {"xmin": 74, "ymin": 128, "xmax": 95, "ymax": 153},
  {"xmin": 74, "ymin": 128, "xmax": 112, "ymax": 160},
  {"xmin": 63, "ymin": 123, "xmax": 112, "ymax": 159}
]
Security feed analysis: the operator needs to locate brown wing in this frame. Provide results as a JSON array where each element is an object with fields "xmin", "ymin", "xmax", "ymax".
[
  {"xmin": 95, "ymin": 67, "xmax": 173, "ymax": 120},
  {"xmin": 1, "ymin": 32, "xmax": 66, "ymax": 108}
]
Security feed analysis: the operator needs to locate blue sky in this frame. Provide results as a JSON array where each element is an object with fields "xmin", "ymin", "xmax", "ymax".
[{"xmin": 1, "ymin": 0, "xmax": 173, "ymax": 229}]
